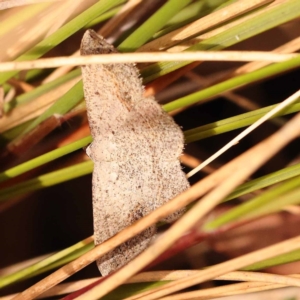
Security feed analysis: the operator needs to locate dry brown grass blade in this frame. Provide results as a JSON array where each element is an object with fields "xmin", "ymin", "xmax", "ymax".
[
  {"xmin": 0, "ymin": 1, "xmax": 97, "ymax": 61},
  {"xmin": 0, "ymin": 101, "xmax": 87, "ymax": 168},
  {"xmin": 45, "ymin": 0, "xmax": 83, "ymax": 37},
  {"xmin": 234, "ymin": 36, "xmax": 300, "ymax": 75},
  {"xmin": 207, "ymin": 35, "xmax": 300, "ymax": 87},
  {"xmin": 187, "ymin": 89, "xmax": 300, "ymax": 177},
  {"xmin": 0, "ymin": 51, "xmax": 298, "ymax": 72},
  {"xmin": 168, "ymin": 0, "xmax": 285, "ymax": 53},
  {"xmin": 0, "ymin": 254, "xmax": 54, "ymax": 278},
  {"xmin": 0, "ymin": 115, "xmax": 63, "ymax": 166},
  {"xmin": 138, "ymin": 0, "xmax": 273, "ymax": 52},
  {"xmin": 0, "ymin": 0, "xmax": 62, "ymax": 10},
  {"xmin": 144, "ymin": 61, "xmax": 201, "ymax": 97},
  {"xmin": 128, "ymin": 237, "xmax": 300, "ymax": 300},
  {"xmin": 145, "ymin": 274, "xmax": 300, "ymax": 300},
  {"xmin": 181, "ymin": 153, "xmax": 215, "ymax": 174},
  {"xmin": 7, "ymin": 78, "xmax": 34, "ymax": 93},
  {"xmin": 0, "ymin": 76, "xmax": 80, "ymax": 133},
  {"xmin": 2, "ymin": 271, "xmax": 300, "ymax": 299},
  {"xmin": 168, "ymin": 34, "xmax": 300, "ymax": 118},
  {"xmin": 98, "ymin": 0, "xmax": 143, "ymax": 39},
  {"xmin": 156, "ymin": 279, "xmax": 296, "ymax": 300},
  {"xmin": 157, "ymin": 273, "xmax": 300, "ymax": 300}
]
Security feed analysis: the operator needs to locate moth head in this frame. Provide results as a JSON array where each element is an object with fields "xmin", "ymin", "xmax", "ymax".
[{"xmin": 80, "ymin": 29, "xmax": 118, "ymax": 56}]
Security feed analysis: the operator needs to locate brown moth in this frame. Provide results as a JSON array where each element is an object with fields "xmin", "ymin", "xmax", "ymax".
[{"xmin": 80, "ymin": 29, "xmax": 190, "ymax": 276}]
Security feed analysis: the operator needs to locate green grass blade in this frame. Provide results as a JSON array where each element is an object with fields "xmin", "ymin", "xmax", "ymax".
[
  {"xmin": 163, "ymin": 55, "xmax": 300, "ymax": 112},
  {"xmin": 0, "ymin": 0, "xmax": 125, "ymax": 84},
  {"xmin": 142, "ymin": 0, "xmax": 300, "ymax": 82},
  {"xmin": 204, "ymin": 176, "xmax": 300, "ymax": 230},
  {"xmin": 32, "ymin": 242, "xmax": 94, "ymax": 278},
  {"xmin": 226, "ymin": 162, "xmax": 300, "ymax": 201},
  {"xmin": 243, "ymin": 185, "xmax": 300, "ymax": 219},
  {"xmin": 0, "ymin": 160, "xmax": 93, "ymax": 202},
  {"xmin": 4, "ymin": 68, "xmax": 81, "ymax": 113},
  {"xmin": 153, "ymin": 0, "xmax": 234, "ymax": 39},
  {"xmin": 84, "ymin": 5, "xmax": 122, "ymax": 28},
  {"xmin": 244, "ymin": 248, "xmax": 300, "ymax": 271},
  {"xmin": 184, "ymin": 100, "xmax": 300, "ymax": 143},
  {"xmin": 0, "ymin": 136, "xmax": 91, "ymax": 182},
  {"xmin": 0, "ymin": 237, "xmax": 94, "ymax": 289},
  {"xmin": 23, "ymin": 79, "xmax": 83, "ymax": 133},
  {"xmin": 118, "ymin": 0, "xmax": 193, "ymax": 51}
]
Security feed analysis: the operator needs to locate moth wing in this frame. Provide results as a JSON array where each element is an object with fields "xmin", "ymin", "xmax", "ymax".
[{"xmin": 92, "ymin": 162, "xmax": 156, "ymax": 276}]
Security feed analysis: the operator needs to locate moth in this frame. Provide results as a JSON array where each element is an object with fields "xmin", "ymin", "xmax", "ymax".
[{"xmin": 80, "ymin": 29, "xmax": 190, "ymax": 276}]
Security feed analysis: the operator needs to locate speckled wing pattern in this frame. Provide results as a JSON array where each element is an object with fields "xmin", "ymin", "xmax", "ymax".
[{"xmin": 80, "ymin": 30, "xmax": 190, "ymax": 276}]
